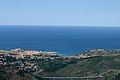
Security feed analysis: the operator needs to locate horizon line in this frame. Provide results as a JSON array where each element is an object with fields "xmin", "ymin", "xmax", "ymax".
[{"xmin": 0, "ymin": 24, "xmax": 120, "ymax": 27}]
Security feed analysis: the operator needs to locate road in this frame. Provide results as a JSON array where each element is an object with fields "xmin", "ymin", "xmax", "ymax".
[{"xmin": 42, "ymin": 76, "xmax": 103, "ymax": 80}]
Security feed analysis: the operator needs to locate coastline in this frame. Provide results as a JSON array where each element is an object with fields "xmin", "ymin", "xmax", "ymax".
[{"xmin": 1, "ymin": 48, "xmax": 120, "ymax": 59}]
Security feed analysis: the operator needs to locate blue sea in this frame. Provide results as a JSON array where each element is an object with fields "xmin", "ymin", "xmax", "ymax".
[{"xmin": 0, "ymin": 25, "xmax": 120, "ymax": 56}]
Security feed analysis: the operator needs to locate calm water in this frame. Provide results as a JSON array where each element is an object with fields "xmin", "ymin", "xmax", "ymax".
[{"xmin": 0, "ymin": 25, "xmax": 120, "ymax": 55}]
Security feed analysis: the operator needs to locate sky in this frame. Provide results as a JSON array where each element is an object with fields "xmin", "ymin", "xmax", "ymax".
[{"xmin": 0, "ymin": 0, "xmax": 120, "ymax": 26}]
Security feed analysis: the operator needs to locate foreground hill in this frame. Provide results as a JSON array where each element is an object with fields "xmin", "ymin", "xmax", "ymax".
[
  {"xmin": 50, "ymin": 55, "xmax": 120, "ymax": 80},
  {"xmin": 0, "ymin": 65, "xmax": 38, "ymax": 80}
]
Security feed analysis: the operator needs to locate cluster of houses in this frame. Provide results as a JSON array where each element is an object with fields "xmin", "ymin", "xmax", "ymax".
[
  {"xmin": 0, "ymin": 48, "xmax": 98, "ymax": 64},
  {"xmin": 0, "ymin": 48, "xmax": 60, "ymax": 74}
]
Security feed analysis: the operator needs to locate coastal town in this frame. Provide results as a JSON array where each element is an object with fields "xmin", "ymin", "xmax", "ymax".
[
  {"xmin": 0, "ymin": 48, "xmax": 59, "ymax": 74},
  {"xmin": 0, "ymin": 48, "xmax": 102, "ymax": 76},
  {"xmin": 1, "ymin": 48, "xmax": 120, "ymax": 67}
]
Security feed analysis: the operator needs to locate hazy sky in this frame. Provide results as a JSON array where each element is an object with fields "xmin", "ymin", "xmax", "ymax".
[{"xmin": 0, "ymin": 0, "xmax": 120, "ymax": 26}]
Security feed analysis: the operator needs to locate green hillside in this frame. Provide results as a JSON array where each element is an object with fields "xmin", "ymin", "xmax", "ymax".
[{"xmin": 49, "ymin": 55, "xmax": 120, "ymax": 80}]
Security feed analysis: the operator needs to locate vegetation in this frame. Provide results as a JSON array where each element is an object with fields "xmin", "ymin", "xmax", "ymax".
[
  {"xmin": 1, "ymin": 49, "xmax": 120, "ymax": 80},
  {"xmin": 48, "ymin": 55, "xmax": 120, "ymax": 80}
]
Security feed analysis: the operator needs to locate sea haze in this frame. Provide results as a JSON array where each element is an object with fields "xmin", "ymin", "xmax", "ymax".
[{"xmin": 0, "ymin": 25, "xmax": 120, "ymax": 55}]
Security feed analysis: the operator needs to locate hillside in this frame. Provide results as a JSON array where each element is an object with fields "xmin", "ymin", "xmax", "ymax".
[
  {"xmin": 0, "ymin": 65, "xmax": 38, "ymax": 80},
  {"xmin": 1, "ymin": 49, "xmax": 120, "ymax": 80},
  {"xmin": 49, "ymin": 55, "xmax": 120, "ymax": 80}
]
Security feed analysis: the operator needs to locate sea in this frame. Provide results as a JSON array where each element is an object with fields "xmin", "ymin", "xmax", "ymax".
[{"xmin": 0, "ymin": 25, "xmax": 120, "ymax": 56}]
